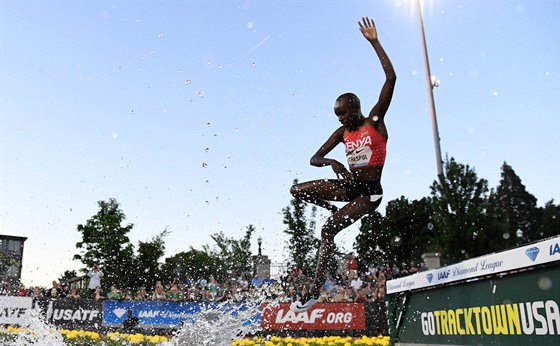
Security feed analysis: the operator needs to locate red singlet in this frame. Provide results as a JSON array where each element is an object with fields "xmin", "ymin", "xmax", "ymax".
[{"xmin": 343, "ymin": 120, "xmax": 387, "ymax": 170}]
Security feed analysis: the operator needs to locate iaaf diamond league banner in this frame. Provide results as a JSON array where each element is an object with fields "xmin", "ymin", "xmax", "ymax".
[
  {"xmin": 387, "ymin": 235, "xmax": 560, "ymax": 294},
  {"xmin": 103, "ymin": 300, "xmax": 260, "ymax": 328}
]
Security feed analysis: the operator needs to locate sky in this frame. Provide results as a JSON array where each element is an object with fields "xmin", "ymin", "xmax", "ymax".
[{"xmin": 1, "ymin": 0, "xmax": 558, "ymax": 287}]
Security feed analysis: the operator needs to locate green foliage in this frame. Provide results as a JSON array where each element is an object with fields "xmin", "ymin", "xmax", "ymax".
[
  {"xmin": 282, "ymin": 180, "xmax": 320, "ymax": 276},
  {"xmin": 59, "ymin": 270, "xmax": 78, "ymax": 283},
  {"xmin": 430, "ymin": 157, "xmax": 490, "ymax": 261},
  {"xmin": 67, "ymin": 157, "xmax": 558, "ymax": 290},
  {"xmin": 73, "ymin": 198, "xmax": 135, "ymax": 290},
  {"xmin": 355, "ymin": 197, "xmax": 434, "ymax": 265},
  {"xmin": 130, "ymin": 229, "xmax": 170, "ymax": 291},
  {"xmin": 206, "ymin": 225, "xmax": 256, "ymax": 280},
  {"xmin": 491, "ymin": 162, "xmax": 538, "ymax": 243},
  {"xmin": 537, "ymin": 200, "xmax": 560, "ymax": 239},
  {"xmin": 161, "ymin": 226, "xmax": 256, "ymax": 284},
  {"xmin": 162, "ymin": 247, "xmax": 218, "ymax": 282}
]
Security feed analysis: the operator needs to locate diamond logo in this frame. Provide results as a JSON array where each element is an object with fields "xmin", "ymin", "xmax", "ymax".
[
  {"xmin": 525, "ymin": 247, "xmax": 540, "ymax": 262},
  {"xmin": 113, "ymin": 308, "xmax": 127, "ymax": 318},
  {"xmin": 426, "ymin": 273, "xmax": 433, "ymax": 283}
]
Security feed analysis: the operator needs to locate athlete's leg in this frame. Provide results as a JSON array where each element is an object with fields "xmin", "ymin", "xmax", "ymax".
[
  {"xmin": 290, "ymin": 179, "xmax": 349, "ymax": 213},
  {"xmin": 311, "ymin": 196, "xmax": 382, "ymax": 295}
]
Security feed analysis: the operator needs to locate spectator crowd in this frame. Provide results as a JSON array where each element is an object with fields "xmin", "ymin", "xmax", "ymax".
[{"xmin": 2, "ymin": 258, "xmax": 426, "ymax": 306}]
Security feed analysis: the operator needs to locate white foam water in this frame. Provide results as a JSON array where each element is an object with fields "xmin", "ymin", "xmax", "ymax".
[
  {"xmin": 7, "ymin": 308, "xmax": 65, "ymax": 346},
  {"xmin": 162, "ymin": 302, "xmax": 262, "ymax": 346},
  {"xmin": 4, "ymin": 302, "xmax": 262, "ymax": 346}
]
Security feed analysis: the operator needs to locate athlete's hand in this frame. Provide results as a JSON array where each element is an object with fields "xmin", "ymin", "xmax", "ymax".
[
  {"xmin": 330, "ymin": 160, "xmax": 353, "ymax": 180},
  {"xmin": 359, "ymin": 17, "xmax": 378, "ymax": 42}
]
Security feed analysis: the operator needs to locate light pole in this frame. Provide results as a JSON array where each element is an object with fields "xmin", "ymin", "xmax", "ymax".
[{"xmin": 416, "ymin": 0, "xmax": 444, "ymax": 177}]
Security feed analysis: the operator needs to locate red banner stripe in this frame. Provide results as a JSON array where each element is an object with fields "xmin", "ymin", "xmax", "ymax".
[{"xmin": 261, "ymin": 303, "xmax": 366, "ymax": 330}]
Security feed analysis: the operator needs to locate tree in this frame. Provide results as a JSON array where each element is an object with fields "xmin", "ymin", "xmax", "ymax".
[
  {"xmin": 480, "ymin": 188, "xmax": 510, "ymax": 252},
  {"xmin": 130, "ymin": 229, "xmax": 170, "ymax": 291},
  {"xmin": 74, "ymin": 198, "xmax": 135, "ymax": 290},
  {"xmin": 205, "ymin": 225, "xmax": 255, "ymax": 280},
  {"xmin": 161, "ymin": 247, "xmax": 219, "ymax": 283},
  {"xmin": 355, "ymin": 197, "xmax": 434, "ymax": 266},
  {"xmin": 430, "ymin": 157, "xmax": 490, "ymax": 261},
  {"xmin": 355, "ymin": 210, "xmax": 388, "ymax": 266},
  {"xmin": 59, "ymin": 270, "xmax": 78, "ymax": 283},
  {"xmin": 282, "ymin": 179, "xmax": 320, "ymax": 277},
  {"xmin": 536, "ymin": 200, "xmax": 560, "ymax": 240},
  {"xmin": 490, "ymin": 162, "xmax": 538, "ymax": 244}
]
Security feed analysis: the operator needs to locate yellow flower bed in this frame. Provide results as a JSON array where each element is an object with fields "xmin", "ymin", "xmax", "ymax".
[
  {"xmin": 2, "ymin": 326, "xmax": 390, "ymax": 346},
  {"xmin": 1, "ymin": 326, "xmax": 169, "ymax": 345},
  {"xmin": 232, "ymin": 335, "xmax": 391, "ymax": 346}
]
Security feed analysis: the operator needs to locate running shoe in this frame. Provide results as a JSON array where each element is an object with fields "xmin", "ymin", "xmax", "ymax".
[{"xmin": 289, "ymin": 296, "xmax": 319, "ymax": 312}]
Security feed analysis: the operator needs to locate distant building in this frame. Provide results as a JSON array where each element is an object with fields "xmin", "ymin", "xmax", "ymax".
[{"xmin": 0, "ymin": 235, "xmax": 27, "ymax": 285}]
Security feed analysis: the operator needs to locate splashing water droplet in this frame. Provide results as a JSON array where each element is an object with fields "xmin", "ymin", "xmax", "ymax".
[
  {"xmin": 167, "ymin": 303, "xmax": 261, "ymax": 345},
  {"xmin": 538, "ymin": 277, "xmax": 552, "ymax": 290},
  {"xmin": 11, "ymin": 309, "xmax": 65, "ymax": 345}
]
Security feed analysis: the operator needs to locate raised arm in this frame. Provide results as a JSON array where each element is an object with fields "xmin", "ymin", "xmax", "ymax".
[{"xmin": 359, "ymin": 17, "xmax": 397, "ymax": 123}]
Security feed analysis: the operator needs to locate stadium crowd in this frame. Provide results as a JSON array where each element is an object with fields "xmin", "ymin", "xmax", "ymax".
[{"xmin": 3, "ymin": 259, "xmax": 426, "ymax": 304}]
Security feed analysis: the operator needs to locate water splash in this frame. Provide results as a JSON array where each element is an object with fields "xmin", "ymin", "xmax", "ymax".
[
  {"xmin": 8, "ymin": 308, "xmax": 64, "ymax": 346},
  {"xmin": 163, "ymin": 302, "xmax": 261, "ymax": 346},
  {"xmin": 5, "ymin": 302, "xmax": 261, "ymax": 346}
]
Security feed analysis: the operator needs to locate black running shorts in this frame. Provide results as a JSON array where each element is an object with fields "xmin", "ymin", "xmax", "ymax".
[{"xmin": 343, "ymin": 179, "xmax": 383, "ymax": 201}]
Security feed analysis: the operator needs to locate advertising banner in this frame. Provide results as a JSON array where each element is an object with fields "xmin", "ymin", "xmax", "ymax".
[
  {"xmin": 0, "ymin": 296, "xmax": 32, "ymax": 325},
  {"xmin": 388, "ymin": 235, "xmax": 560, "ymax": 294},
  {"xmin": 33, "ymin": 298, "xmax": 103, "ymax": 329},
  {"xmin": 393, "ymin": 265, "xmax": 560, "ymax": 345},
  {"xmin": 261, "ymin": 302, "xmax": 366, "ymax": 331},
  {"xmin": 103, "ymin": 300, "xmax": 260, "ymax": 328}
]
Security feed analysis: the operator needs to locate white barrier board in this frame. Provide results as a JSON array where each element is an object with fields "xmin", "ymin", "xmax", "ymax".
[
  {"xmin": 0, "ymin": 296, "xmax": 33, "ymax": 324},
  {"xmin": 387, "ymin": 235, "xmax": 560, "ymax": 294}
]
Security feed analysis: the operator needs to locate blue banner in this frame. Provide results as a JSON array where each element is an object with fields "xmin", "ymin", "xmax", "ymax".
[{"xmin": 103, "ymin": 300, "xmax": 261, "ymax": 328}]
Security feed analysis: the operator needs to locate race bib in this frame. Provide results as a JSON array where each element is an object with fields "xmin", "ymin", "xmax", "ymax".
[{"xmin": 347, "ymin": 146, "xmax": 372, "ymax": 169}]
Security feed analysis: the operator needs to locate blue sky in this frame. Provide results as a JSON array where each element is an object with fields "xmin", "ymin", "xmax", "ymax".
[{"xmin": 1, "ymin": 0, "xmax": 558, "ymax": 287}]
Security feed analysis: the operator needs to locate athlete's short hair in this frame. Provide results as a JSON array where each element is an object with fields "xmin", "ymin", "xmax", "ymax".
[{"xmin": 336, "ymin": 93, "xmax": 361, "ymax": 109}]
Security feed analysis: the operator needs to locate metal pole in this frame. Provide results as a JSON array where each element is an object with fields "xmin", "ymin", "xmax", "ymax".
[{"xmin": 416, "ymin": 0, "xmax": 444, "ymax": 177}]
